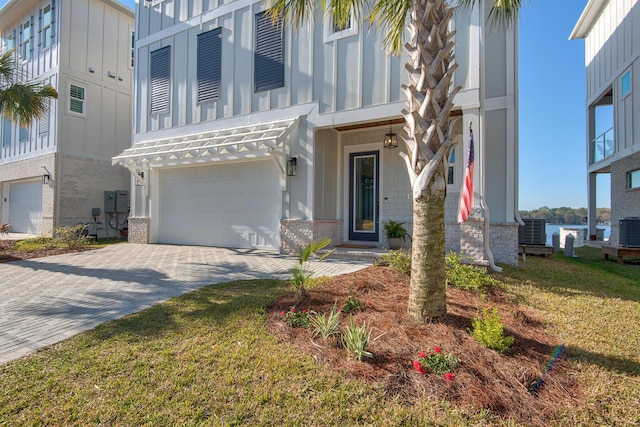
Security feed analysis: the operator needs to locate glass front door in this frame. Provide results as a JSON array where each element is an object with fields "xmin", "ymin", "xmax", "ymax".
[{"xmin": 349, "ymin": 151, "xmax": 379, "ymax": 241}]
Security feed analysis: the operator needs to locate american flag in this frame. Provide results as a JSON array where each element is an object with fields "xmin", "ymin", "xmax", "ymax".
[{"xmin": 457, "ymin": 127, "xmax": 475, "ymax": 223}]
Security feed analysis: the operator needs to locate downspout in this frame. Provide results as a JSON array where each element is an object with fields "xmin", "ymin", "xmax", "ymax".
[{"xmin": 513, "ymin": 14, "xmax": 524, "ymax": 227}]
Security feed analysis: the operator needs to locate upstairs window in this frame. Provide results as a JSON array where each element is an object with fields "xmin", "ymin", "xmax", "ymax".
[
  {"xmin": 150, "ymin": 46, "xmax": 171, "ymax": 114},
  {"xmin": 324, "ymin": 11, "xmax": 358, "ymax": 43},
  {"xmin": 130, "ymin": 30, "xmax": 135, "ymax": 68},
  {"xmin": 5, "ymin": 31, "xmax": 15, "ymax": 53},
  {"xmin": 2, "ymin": 118, "xmax": 11, "ymax": 147},
  {"xmin": 21, "ymin": 18, "xmax": 32, "ymax": 60},
  {"xmin": 447, "ymin": 149, "xmax": 456, "ymax": 185},
  {"xmin": 19, "ymin": 125, "xmax": 29, "ymax": 142},
  {"xmin": 197, "ymin": 28, "xmax": 222, "ymax": 104},
  {"xmin": 42, "ymin": 4, "xmax": 52, "ymax": 49},
  {"xmin": 254, "ymin": 11, "xmax": 284, "ymax": 93},
  {"xmin": 69, "ymin": 84, "xmax": 85, "ymax": 115},
  {"xmin": 621, "ymin": 70, "xmax": 632, "ymax": 97}
]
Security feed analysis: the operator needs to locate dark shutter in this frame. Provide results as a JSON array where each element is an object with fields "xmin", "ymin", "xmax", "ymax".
[
  {"xmin": 197, "ymin": 28, "xmax": 221, "ymax": 103},
  {"xmin": 150, "ymin": 46, "xmax": 170, "ymax": 114},
  {"xmin": 254, "ymin": 11, "xmax": 284, "ymax": 93}
]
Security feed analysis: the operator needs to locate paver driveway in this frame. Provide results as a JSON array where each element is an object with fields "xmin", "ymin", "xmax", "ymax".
[{"xmin": 0, "ymin": 244, "xmax": 370, "ymax": 364}]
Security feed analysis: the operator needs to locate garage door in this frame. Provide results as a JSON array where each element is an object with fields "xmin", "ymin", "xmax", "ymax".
[
  {"xmin": 9, "ymin": 180, "xmax": 43, "ymax": 234},
  {"xmin": 158, "ymin": 160, "xmax": 281, "ymax": 250}
]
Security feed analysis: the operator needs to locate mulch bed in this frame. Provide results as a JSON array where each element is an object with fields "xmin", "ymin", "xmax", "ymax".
[
  {"xmin": 267, "ymin": 265, "xmax": 581, "ymax": 426},
  {"xmin": 0, "ymin": 240, "xmax": 94, "ymax": 263}
]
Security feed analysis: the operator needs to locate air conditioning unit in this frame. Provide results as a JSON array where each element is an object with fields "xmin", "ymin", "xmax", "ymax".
[
  {"xmin": 619, "ymin": 218, "xmax": 640, "ymax": 247},
  {"xmin": 519, "ymin": 218, "xmax": 546, "ymax": 245}
]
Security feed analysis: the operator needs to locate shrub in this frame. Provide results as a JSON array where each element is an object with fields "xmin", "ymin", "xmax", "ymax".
[
  {"xmin": 309, "ymin": 302, "xmax": 341, "ymax": 339},
  {"xmin": 445, "ymin": 251, "xmax": 499, "ymax": 292},
  {"xmin": 341, "ymin": 294, "xmax": 367, "ymax": 312},
  {"xmin": 342, "ymin": 316, "xmax": 373, "ymax": 361},
  {"xmin": 413, "ymin": 345, "xmax": 460, "ymax": 375},
  {"xmin": 378, "ymin": 249, "xmax": 411, "ymax": 275},
  {"xmin": 53, "ymin": 224, "xmax": 91, "ymax": 248},
  {"xmin": 14, "ymin": 237, "xmax": 59, "ymax": 251},
  {"xmin": 280, "ymin": 307, "xmax": 311, "ymax": 328},
  {"xmin": 289, "ymin": 238, "xmax": 334, "ymax": 302},
  {"xmin": 383, "ymin": 220, "xmax": 408, "ymax": 239},
  {"xmin": 471, "ymin": 307, "xmax": 515, "ymax": 353}
]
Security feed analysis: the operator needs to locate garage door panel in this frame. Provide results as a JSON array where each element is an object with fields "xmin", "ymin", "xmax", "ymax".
[
  {"xmin": 9, "ymin": 181, "xmax": 43, "ymax": 234},
  {"xmin": 158, "ymin": 161, "xmax": 280, "ymax": 250}
]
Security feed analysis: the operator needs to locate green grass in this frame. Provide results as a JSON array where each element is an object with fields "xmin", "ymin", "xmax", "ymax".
[
  {"xmin": 13, "ymin": 236, "xmax": 124, "ymax": 252},
  {"xmin": 0, "ymin": 246, "xmax": 638, "ymax": 425}
]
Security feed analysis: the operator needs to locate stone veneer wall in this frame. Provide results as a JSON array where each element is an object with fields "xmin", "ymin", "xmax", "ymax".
[
  {"xmin": 280, "ymin": 219, "xmax": 343, "ymax": 254},
  {"xmin": 446, "ymin": 219, "xmax": 518, "ymax": 266},
  {"xmin": 127, "ymin": 217, "xmax": 150, "ymax": 244},
  {"xmin": 610, "ymin": 151, "xmax": 640, "ymax": 246}
]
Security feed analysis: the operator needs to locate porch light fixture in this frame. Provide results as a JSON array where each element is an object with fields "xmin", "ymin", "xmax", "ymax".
[
  {"xmin": 383, "ymin": 121, "xmax": 398, "ymax": 149},
  {"xmin": 287, "ymin": 157, "xmax": 297, "ymax": 177},
  {"xmin": 42, "ymin": 174, "xmax": 50, "ymax": 184},
  {"xmin": 136, "ymin": 171, "xmax": 144, "ymax": 186}
]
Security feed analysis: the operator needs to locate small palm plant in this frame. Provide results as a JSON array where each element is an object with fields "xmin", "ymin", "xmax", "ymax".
[{"xmin": 289, "ymin": 238, "xmax": 334, "ymax": 302}]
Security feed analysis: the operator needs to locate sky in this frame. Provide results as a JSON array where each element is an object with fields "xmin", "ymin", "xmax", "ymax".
[{"xmin": 0, "ymin": 0, "xmax": 599, "ymax": 210}]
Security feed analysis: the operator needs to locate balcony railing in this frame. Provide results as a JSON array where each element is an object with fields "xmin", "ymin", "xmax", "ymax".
[{"xmin": 591, "ymin": 127, "xmax": 614, "ymax": 164}]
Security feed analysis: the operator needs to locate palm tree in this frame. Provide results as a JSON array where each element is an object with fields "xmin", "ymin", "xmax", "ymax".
[
  {"xmin": 0, "ymin": 49, "xmax": 58, "ymax": 127},
  {"xmin": 266, "ymin": 0, "xmax": 521, "ymax": 322}
]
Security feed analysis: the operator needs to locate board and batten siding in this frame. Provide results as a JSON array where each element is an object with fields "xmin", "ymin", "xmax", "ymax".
[{"xmin": 584, "ymin": 0, "xmax": 640, "ymax": 154}]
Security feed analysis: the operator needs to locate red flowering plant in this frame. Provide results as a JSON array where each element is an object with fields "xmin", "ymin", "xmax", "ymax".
[
  {"xmin": 413, "ymin": 345, "xmax": 460, "ymax": 379},
  {"xmin": 280, "ymin": 307, "xmax": 312, "ymax": 328}
]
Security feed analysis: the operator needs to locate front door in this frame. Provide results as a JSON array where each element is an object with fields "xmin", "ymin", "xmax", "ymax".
[{"xmin": 349, "ymin": 151, "xmax": 379, "ymax": 241}]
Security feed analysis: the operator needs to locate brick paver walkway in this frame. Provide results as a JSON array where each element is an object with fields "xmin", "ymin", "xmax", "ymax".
[{"xmin": 0, "ymin": 244, "xmax": 370, "ymax": 364}]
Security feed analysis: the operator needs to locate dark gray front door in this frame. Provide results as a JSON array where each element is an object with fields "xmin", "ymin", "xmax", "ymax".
[{"xmin": 349, "ymin": 151, "xmax": 379, "ymax": 241}]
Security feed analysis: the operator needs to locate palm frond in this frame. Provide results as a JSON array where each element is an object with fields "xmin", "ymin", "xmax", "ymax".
[
  {"xmin": 456, "ymin": 0, "xmax": 521, "ymax": 26},
  {"xmin": 0, "ymin": 49, "xmax": 17, "ymax": 84},
  {"xmin": 0, "ymin": 82, "xmax": 58, "ymax": 126},
  {"xmin": 367, "ymin": 0, "xmax": 412, "ymax": 56},
  {"xmin": 263, "ymin": 0, "xmax": 317, "ymax": 28}
]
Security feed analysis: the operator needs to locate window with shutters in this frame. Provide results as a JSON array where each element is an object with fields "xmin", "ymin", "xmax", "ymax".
[
  {"xmin": 69, "ymin": 84, "xmax": 85, "ymax": 115},
  {"xmin": 254, "ymin": 11, "xmax": 284, "ymax": 93},
  {"xmin": 150, "ymin": 46, "xmax": 171, "ymax": 114},
  {"xmin": 42, "ymin": 4, "xmax": 52, "ymax": 49},
  {"xmin": 197, "ymin": 28, "xmax": 221, "ymax": 104},
  {"xmin": 21, "ymin": 19, "xmax": 31, "ymax": 60},
  {"xmin": 5, "ymin": 32, "xmax": 15, "ymax": 53}
]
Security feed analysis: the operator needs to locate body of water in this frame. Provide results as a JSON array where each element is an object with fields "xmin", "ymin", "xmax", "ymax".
[{"xmin": 545, "ymin": 224, "xmax": 611, "ymax": 246}]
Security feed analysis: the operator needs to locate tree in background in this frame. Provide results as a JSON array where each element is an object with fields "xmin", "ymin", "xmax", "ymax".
[
  {"xmin": 0, "ymin": 49, "xmax": 58, "ymax": 127},
  {"xmin": 265, "ymin": 0, "xmax": 521, "ymax": 323}
]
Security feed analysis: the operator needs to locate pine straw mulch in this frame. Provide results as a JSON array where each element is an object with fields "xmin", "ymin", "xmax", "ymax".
[
  {"xmin": 267, "ymin": 265, "xmax": 581, "ymax": 426},
  {"xmin": 0, "ymin": 240, "xmax": 95, "ymax": 263}
]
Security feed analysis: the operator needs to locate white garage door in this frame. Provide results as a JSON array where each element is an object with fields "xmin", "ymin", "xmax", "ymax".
[
  {"xmin": 158, "ymin": 161, "xmax": 281, "ymax": 250},
  {"xmin": 9, "ymin": 180, "xmax": 43, "ymax": 234}
]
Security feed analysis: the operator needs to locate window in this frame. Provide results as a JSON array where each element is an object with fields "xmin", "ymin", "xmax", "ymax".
[
  {"xmin": 447, "ymin": 149, "xmax": 456, "ymax": 185},
  {"xmin": 5, "ymin": 31, "xmax": 15, "ymax": 52},
  {"xmin": 2, "ymin": 119, "xmax": 10, "ymax": 148},
  {"xmin": 130, "ymin": 30, "xmax": 135, "ymax": 68},
  {"xmin": 42, "ymin": 4, "xmax": 52, "ymax": 49},
  {"xmin": 21, "ymin": 18, "xmax": 31, "ymax": 60},
  {"xmin": 254, "ymin": 11, "xmax": 284, "ymax": 93},
  {"xmin": 19, "ymin": 126, "xmax": 29, "ymax": 142},
  {"xmin": 69, "ymin": 84, "xmax": 85, "ymax": 115},
  {"xmin": 628, "ymin": 169, "xmax": 640, "ymax": 189},
  {"xmin": 150, "ymin": 46, "xmax": 170, "ymax": 114},
  {"xmin": 621, "ymin": 70, "xmax": 632, "ymax": 97},
  {"xmin": 197, "ymin": 28, "xmax": 222, "ymax": 103},
  {"xmin": 323, "ymin": 11, "xmax": 358, "ymax": 43}
]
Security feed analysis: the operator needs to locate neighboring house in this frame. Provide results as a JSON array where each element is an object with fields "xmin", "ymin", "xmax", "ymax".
[
  {"xmin": 114, "ymin": 1, "xmax": 519, "ymax": 265},
  {"xmin": 571, "ymin": 0, "xmax": 640, "ymax": 245},
  {"xmin": 0, "ymin": 0, "xmax": 133, "ymax": 236}
]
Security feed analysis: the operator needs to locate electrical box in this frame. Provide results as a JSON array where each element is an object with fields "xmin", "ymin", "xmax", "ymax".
[
  {"xmin": 619, "ymin": 218, "xmax": 640, "ymax": 247},
  {"xmin": 115, "ymin": 190, "xmax": 129, "ymax": 213},
  {"xmin": 104, "ymin": 191, "xmax": 116, "ymax": 213}
]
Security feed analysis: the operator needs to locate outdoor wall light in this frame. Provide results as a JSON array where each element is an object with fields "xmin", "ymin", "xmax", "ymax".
[
  {"xmin": 42, "ymin": 174, "xmax": 50, "ymax": 184},
  {"xmin": 136, "ymin": 171, "xmax": 144, "ymax": 186},
  {"xmin": 287, "ymin": 157, "xmax": 297, "ymax": 177},
  {"xmin": 383, "ymin": 121, "xmax": 398, "ymax": 149}
]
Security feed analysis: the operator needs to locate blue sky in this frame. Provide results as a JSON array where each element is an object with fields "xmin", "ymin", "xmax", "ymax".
[{"xmin": 1, "ymin": 0, "xmax": 598, "ymax": 210}]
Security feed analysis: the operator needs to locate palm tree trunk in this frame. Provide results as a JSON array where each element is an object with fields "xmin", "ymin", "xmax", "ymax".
[{"xmin": 408, "ymin": 188, "xmax": 447, "ymax": 322}]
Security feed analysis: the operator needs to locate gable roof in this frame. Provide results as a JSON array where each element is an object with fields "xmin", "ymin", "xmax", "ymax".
[{"xmin": 570, "ymin": 0, "xmax": 608, "ymax": 40}]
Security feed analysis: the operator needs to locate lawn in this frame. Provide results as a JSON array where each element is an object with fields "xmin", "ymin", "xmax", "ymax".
[{"xmin": 0, "ymin": 246, "xmax": 638, "ymax": 425}]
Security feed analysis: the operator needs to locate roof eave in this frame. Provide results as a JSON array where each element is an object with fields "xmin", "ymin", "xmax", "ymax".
[{"xmin": 569, "ymin": 0, "xmax": 608, "ymax": 40}]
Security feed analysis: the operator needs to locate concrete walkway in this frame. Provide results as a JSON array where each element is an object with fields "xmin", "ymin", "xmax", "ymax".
[{"xmin": 0, "ymin": 244, "xmax": 371, "ymax": 365}]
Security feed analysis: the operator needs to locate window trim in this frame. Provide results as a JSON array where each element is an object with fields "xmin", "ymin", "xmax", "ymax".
[
  {"xmin": 41, "ymin": 4, "xmax": 52, "ymax": 50},
  {"xmin": 323, "ymin": 11, "xmax": 358, "ymax": 43},
  {"xmin": 621, "ymin": 69, "xmax": 632, "ymax": 98},
  {"xmin": 149, "ymin": 46, "xmax": 171, "ymax": 115},
  {"xmin": 20, "ymin": 18, "xmax": 32, "ymax": 60},
  {"xmin": 628, "ymin": 168, "xmax": 640, "ymax": 190},
  {"xmin": 68, "ymin": 83, "xmax": 86, "ymax": 116}
]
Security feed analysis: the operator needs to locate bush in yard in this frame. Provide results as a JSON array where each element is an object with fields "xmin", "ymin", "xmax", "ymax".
[
  {"xmin": 342, "ymin": 315, "xmax": 374, "ymax": 361},
  {"xmin": 378, "ymin": 249, "xmax": 411, "ymax": 275},
  {"xmin": 280, "ymin": 307, "xmax": 312, "ymax": 328},
  {"xmin": 309, "ymin": 302, "xmax": 341, "ymax": 339},
  {"xmin": 471, "ymin": 307, "xmax": 515, "ymax": 354},
  {"xmin": 53, "ymin": 225, "xmax": 91, "ymax": 248},
  {"xmin": 445, "ymin": 251, "xmax": 499, "ymax": 292}
]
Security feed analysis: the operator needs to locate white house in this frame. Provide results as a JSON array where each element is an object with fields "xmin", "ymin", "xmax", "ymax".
[
  {"xmin": 0, "ymin": 0, "xmax": 134, "ymax": 236},
  {"xmin": 115, "ymin": 0, "xmax": 520, "ymax": 265},
  {"xmin": 571, "ymin": 0, "xmax": 640, "ymax": 246}
]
